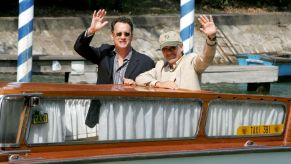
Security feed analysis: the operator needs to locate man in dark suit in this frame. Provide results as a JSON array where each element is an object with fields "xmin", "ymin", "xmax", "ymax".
[
  {"xmin": 74, "ymin": 9, "xmax": 155, "ymax": 84},
  {"xmin": 74, "ymin": 9, "xmax": 155, "ymax": 128}
]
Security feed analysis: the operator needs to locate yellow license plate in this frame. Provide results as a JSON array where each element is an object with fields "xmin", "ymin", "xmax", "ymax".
[
  {"xmin": 32, "ymin": 113, "xmax": 48, "ymax": 124},
  {"xmin": 237, "ymin": 124, "xmax": 284, "ymax": 136}
]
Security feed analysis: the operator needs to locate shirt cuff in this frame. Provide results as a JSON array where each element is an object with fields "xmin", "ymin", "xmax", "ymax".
[
  {"xmin": 149, "ymin": 80, "xmax": 159, "ymax": 87},
  {"xmin": 85, "ymin": 29, "xmax": 95, "ymax": 37}
]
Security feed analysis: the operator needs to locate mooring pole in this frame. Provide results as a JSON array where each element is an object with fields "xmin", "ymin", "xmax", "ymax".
[
  {"xmin": 17, "ymin": 0, "xmax": 34, "ymax": 82},
  {"xmin": 180, "ymin": 0, "xmax": 195, "ymax": 55}
]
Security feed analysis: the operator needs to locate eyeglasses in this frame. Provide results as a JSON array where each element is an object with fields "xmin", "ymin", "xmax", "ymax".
[
  {"xmin": 162, "ymin": 46, "xmax": 177, "ymax": 52},
  {"xmin": 115, "ymin": 32, "xmax": 131, "ymax": 37}
]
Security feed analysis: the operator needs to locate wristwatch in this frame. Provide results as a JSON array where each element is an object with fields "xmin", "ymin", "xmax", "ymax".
[
  {"xmin": 208, "ymin": 35, "xmax": 217, "ymax": 41},
  {"xmin": 206, "ymin": 35, "xmax": 217, "ymax": 46}
]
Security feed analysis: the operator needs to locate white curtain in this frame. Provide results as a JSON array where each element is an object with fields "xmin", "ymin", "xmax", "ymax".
[
  {"xmin": 26, "ymin": 98, "xmax": 201, "ymax": 143},
  {"xmin": 27, "ymin": 99, "xmax": 66, "ymax": 144},
  {"xmin": 27, "ymin": 99, "xmax": 99, "ymax": 143},
  {"xmin": 206, "ymin": 100, "xmax": 285, "ymax": 136},
  {"xmin": 99, "ymin": 99, "xmax": 201, "ymax": 140},
  {"xmin": 65, "ymin": 99, "xmax": 98, "ymax": 140}
]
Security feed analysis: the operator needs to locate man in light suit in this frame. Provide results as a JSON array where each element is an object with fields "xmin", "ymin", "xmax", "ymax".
[
  {"xmin": 74, "ymin": 9, "xmax": 155, "ymax": 84},
  {"xmin": 136, "ymin": 15, "xmax": 217, "ymax": 90}
]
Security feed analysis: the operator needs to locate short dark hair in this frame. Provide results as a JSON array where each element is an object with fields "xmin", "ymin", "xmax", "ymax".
[{"xmin": 111, "ymin": 16, "xmax": 133, "ymax": 33}]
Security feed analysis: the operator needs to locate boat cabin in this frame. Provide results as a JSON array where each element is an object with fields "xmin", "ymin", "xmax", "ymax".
[{"xmin": 0, "ymin": 82, "xmax": 290, "ymax": 163}]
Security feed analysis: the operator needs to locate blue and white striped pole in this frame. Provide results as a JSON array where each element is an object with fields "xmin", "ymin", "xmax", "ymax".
[
  {"xmin": 17, "ymin": 0, "xmax": 34, "ymax": 82},
  {"xmin": 180, "ymin": 0, "xmax": 195, "ymax": 55}
]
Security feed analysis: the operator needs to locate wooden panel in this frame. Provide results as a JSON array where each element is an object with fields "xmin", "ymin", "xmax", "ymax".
[
  {"xmin": 284, "ymin": 102, "xmax": 291, "ymax": 144},
  {"xmin": 0, "ymin": 82, "xmax": 288, "ymax": 101}
]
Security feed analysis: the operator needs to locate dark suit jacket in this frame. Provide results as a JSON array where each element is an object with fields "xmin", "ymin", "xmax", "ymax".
[{"xmin": 74, "ymin": 31, "xmax": 155, "ymax": 84}]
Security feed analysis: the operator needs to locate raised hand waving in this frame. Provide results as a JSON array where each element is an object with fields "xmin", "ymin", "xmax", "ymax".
[
  {"xmin": 88, "ymin": 9, "xmax": 109, "ymax": 35},
  {"xmin": 198, "ymin": 15, "xmax": 217, "ymax": 39}
]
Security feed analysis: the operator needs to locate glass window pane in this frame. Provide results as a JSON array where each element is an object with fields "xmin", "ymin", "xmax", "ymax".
[
  {"xmin": 205, "ymin": 100, "xmax": 286, "ymax": 137},
  {"xmin": 26, "ymin": 97, "xmax": 202, "ymax": 145},
  {"xmin": 26, "ymin": 99, "xmax": 66, "ymax": 144},
  {"xmin": 0, "ymin": 96, "xmax": 25, "ymax": 146}
]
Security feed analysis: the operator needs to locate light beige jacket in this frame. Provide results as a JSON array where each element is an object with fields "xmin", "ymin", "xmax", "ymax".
[{"xmin": 136, "ymin": 42, "xmax": 216, "ymax": 90}]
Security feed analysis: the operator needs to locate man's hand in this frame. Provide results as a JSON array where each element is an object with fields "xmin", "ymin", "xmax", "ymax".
[
  {"xmin": 88, "ymin": 9, "xmax": 108, "ymax": 35},
  {"xmin": 198, "ymin": 15, "xmax": 217, "ymax": 39},
  {"xmin": 123, "ymin": 78, "xmax": 136, "ymax": 85},
  {"xmin": 155, "ymin": 81, "xmax": 178, "ymax": 90}
]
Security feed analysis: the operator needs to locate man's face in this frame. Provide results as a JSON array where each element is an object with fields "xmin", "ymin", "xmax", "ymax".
[
  {"xmin": 111, "ymin": 22, "xmax": 132, "ymax": 50},
  {"xmin": 162, "ymin": 44, "xmax": 183, "ymax": 65}
]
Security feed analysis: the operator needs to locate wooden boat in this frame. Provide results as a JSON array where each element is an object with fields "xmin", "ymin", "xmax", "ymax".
[{"xmin": 0, "ymin": 82, "xmax": 291, "ymax": 163}]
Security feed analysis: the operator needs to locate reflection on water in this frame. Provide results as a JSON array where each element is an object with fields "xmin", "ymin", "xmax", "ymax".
[{"xmin": 0, "ymin": 74, "xmax": 290, "ymax": 98}]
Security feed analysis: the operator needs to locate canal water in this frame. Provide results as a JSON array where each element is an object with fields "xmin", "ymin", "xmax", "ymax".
[
  {"xmin": 0, "ymin": 74, "xmax": 290, "ymax": 98},
  {"xmin": 201, "ymin": 81, "xmax": 291, "ymax": 98}
]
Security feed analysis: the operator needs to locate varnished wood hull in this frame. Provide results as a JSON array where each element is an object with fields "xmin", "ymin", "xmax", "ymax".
[
  {"xmin": 0, "ymin": 82, "xmax": 290, "ymax": 163},
  {"xmin": 8, "ymin": 147, "xmax": 291, "ymax": 163}
]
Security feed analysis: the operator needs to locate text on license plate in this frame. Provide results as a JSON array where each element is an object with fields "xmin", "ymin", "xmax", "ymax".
[
  {"xmin": 237, "ymin": 124, "xmax": 284, "ymax": 135},
  {"xmin": 32, "ymin": 113, "xmax": 48, "ymax": 124}
]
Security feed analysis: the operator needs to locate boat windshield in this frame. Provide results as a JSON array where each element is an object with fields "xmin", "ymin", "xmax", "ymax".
[{"xmin": 0, "ymin": 95, "xmax": 25, "ymax": 147}]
